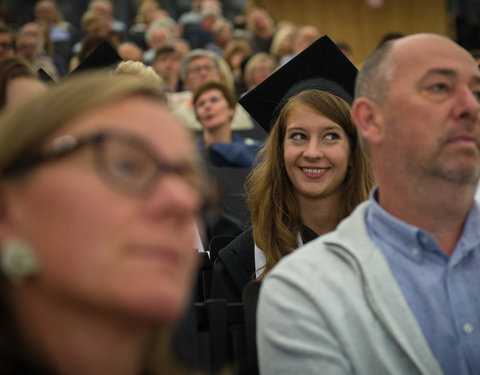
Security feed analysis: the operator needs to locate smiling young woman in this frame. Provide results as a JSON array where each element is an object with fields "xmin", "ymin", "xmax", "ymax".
[{"xmin": 209, "ymin": 36, "xmax": 375, "ymax": 302}]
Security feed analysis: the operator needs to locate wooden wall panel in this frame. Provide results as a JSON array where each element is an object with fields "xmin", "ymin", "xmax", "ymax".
[{"xmin": 246, "ymin": 0, "xmax": 451, "ymax": 66}]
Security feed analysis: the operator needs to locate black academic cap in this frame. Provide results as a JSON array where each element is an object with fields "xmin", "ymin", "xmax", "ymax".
[
  {"xmin": 37, "ymin": 67, "xmax": 56, "ymax": 83},
  {"xmin": 71, "ymin": 40, "xmax": 122, "ymax": 74},
  {"xmin": 239, "ymin": 35, "xmax": 357, "ymax": 132}
]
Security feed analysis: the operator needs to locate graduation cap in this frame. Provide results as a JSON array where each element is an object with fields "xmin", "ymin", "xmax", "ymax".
[
  {"xmin": 37, "ymin": 67, "xmax": 56, "ymax": 83},
  {"xmin": 71, "ymin": 39, "xmax": 122, "ymax": 74},
  {"xmin": 239, "ymin": 35, "xmax": 357, "ymax": 132}
]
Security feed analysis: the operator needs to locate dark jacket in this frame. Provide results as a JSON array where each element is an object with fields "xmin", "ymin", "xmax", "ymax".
[{"xmin": 210, "ymin": 226, "xmax": 318, "ymax": 302}]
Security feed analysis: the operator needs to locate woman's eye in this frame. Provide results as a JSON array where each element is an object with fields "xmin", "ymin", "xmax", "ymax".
[
  {"xmin": 112, "ymin": 158, "xmax": 144, "ymax": 177},
  {"xmin": 324, "ymin": 133, "xmax": 340, "ymax": 141},
  {"xmin": 210, "ymin": 97, "xmax": 221, "ymax": 104},
  {"xmin": 291, "ymin": 133, "xmax": 307, "ymax": 141}
]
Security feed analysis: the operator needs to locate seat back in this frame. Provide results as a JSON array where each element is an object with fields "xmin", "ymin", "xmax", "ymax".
[
  {"xmin": 209, "ymin": 234, "xmax": 237, "ymax": 262},
  {"xmin": 242, "ymin": 281, "xmax": 262, "ymax": 375}
]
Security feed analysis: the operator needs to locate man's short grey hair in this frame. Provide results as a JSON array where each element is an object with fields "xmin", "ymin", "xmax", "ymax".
[
  {"xmin": 179, "ymin": 49, "xmax": 220, "ymax": 81},
  {"xmin": 354, "ymin": 40, "xmax": 396, "ymax": 104}
]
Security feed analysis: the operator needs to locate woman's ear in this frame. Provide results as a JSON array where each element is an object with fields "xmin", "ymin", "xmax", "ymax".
[
  {"xmin": 0, "ymin": 184, "xmax": 40, "ymax": 283},
  {"xmin": 351, "ymin": 97, "xmax": 385, "ymax": 146}
]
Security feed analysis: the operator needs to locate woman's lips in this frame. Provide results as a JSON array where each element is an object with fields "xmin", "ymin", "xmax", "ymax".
[{"xmin": 300, "ymin": 167, "xmax": 330, "ymax": 178}]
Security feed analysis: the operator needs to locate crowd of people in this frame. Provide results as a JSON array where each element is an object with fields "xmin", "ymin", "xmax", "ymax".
[{"xmin": 0, "ymin": 1, "xmax": 479, "ymax": 375}]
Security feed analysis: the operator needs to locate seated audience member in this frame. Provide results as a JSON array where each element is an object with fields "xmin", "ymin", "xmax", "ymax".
[
  {"xmin": 143, "ymin": 18, "xmax": 176, "ymax": 65},
  {"xmin": 15, "ymin": 33, "xmax": 58, "ymax": 80},
  {"xmin": 177, "ymin": 0, "xmax": 203, "ymax": 38},
  {"xmin": 269, "ymin": 23, "xmax": 295, "ymax": 62},
  {"xmin": 152, "ymin": 45, "xmax": 182, "ymax": 92},
  {"xmin": 279, "ymin": 25, "xmax": 320, "ymax": 66},
  {"xmin": 183, "ymin": 6, "xmax": 219, "ymax": 50},
  {"xmin": 246, "ymin": 8, "xmax": 275, "ymax": 53},
  {"xmin": 128, "ymin": 0, "xmax": 156, "ymax": 49},
  {"xmin": 0, "ymin": 72, "xmax": 205, "ymax": 374},
  {"xmin": 34, "ymin": 0, "xmax": 78, "ymax": 63},
  {"xmin": 257, "ymin": 33, "xmax": 480, "ymax": 375},
  {"xmin": 170, "ymin": 48, "xmax": 254, "ymax": 132},
  {"xmin": 19, "ymin": 21, "xmax": 68, "ymax": 76},
  {"xmin": 205, "ymin": 18, "xmax": 232, "ymax": 56},
  {"xmin": 117, "ymin": 42, "xmax": 143, "ymax": 61},
  {"xmin": 88, "ymin": 0, "xmax": 127, "ymax": 41},
  {"xmin": 243, "ymin": 52, "xmax": 276, "ymax": 92},
  {"xmin": 0, "ymin": 23, "xmax": 14, "ymax": 61},
  {"xmin": 0, "ymin": 57, "xmax": 45, "ymax": 109},
  {"xmin": 193, "ymin": 81, "xmax": 261, "ymax": 167},
  {"xmin": 210, "ymin": 36, "xmax": 374, "ymax": 302},
  {"xmin": 223, "ymin": 37, "xmax": 253, "ymax": 95}
]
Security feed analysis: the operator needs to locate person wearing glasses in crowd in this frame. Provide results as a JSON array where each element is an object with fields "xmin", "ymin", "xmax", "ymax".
[
  {"xmin": 169, "ymin": 48, "xmax": 254, "ymax": 133},
  {"xmin": 0, "ymin": 23, "xmax": 14, "ymax": 61},
  {"xmin": 209, "ymin": 37, "xmax": 374, "ymax": 302},
  {"xmin": 0, "ymin": 72, "xmax": 206, "ymax": 374}
]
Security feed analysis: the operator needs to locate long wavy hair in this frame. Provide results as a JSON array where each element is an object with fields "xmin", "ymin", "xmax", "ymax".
[{"xmin": 247, "ymin": 89, "xmax": 375, "ymax": 279}]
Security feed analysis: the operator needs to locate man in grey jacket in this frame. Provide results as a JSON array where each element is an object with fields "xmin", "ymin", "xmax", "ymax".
[{"xmin": 257, "ymin": 34, "xmax": 480, "ymax": 375}]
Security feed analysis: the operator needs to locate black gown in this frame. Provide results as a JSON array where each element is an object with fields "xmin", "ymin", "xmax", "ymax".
[{"xmin": 209, "ymin": 225, "xmax": 318, "ymax": 302}]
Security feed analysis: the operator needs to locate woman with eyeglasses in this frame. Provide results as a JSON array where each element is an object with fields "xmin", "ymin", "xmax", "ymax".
[
  {"xmin": 0, "ymin": 72, "xmax": 205, "ymax": 374},
  {"xmin": 193, "ymin": 80, "xmax": 262, "ymax": 167}
]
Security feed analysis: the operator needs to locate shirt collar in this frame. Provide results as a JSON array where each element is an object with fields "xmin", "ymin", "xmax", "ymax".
[{"xmin": 366, "ymin": 187, "xmax": 480, "ymax": 263}]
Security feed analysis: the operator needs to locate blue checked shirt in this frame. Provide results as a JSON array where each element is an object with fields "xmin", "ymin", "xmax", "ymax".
[{"xmin": 365, "ymin": 188, "xmax": 480, "ymax": 375}]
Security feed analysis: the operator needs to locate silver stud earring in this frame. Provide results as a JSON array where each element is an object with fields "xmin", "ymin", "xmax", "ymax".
[{"xmin": 0, "ymin": 239, "xmax": 40, "ymax": 283}]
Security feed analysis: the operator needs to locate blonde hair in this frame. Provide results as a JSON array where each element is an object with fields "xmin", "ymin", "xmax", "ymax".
[
  {"xmin": 113, "ymin": 60, "xmax": 166, "ymax": 101},
  {"xmin": 248, "ymin": 90, "xmax": 375, "ymax": 278}
]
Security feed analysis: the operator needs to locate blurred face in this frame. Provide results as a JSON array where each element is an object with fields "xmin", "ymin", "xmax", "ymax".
[
  {"xmin": 6, "ymin": 77, "xmax": 45, "ymax": 108},
  {"xmin": 380, "ymin": 35, "xmax": 480, "ymax": 185},
  {"xmin": 195, "ymin": 88, "xmax": 234, "ymax": 130},
  {"xmin": 117, "ymin": 44, "xmax": 143, "ymax": 61},
  {"xmin": 152, "ymin": 51, "xmax": 180, "ymax": 81},
  {"xmin": 35, "ymin": 1, "xmax": 57, "ymax": 25},
  {"xmin": 85, "ymin": 15, "xmax": 111, "ymax": 37},
  {"xmin": 149, "ymin": 28, "xmax": 168, "ymax": 49},
  {"xmin": 250, "ymin": 59, "xmax": 274, "ymax": 88},
  {"xmin": 0, "ymin": 32, "xmax": 14, "ymax": 60},
  {"xmin": 3, "ymin": 96, "xmax": 202, "ymax": 321},
  {"xmin": 284, "ymin": 103, "xmax": 350, "ymax": 202},
  {"xmin": 185, "ymin": 56, "xmax": 221, "ymax": 91},
  {"xmin": 16, "ymin": 36, "xmax": 39, "ymax": 62}
]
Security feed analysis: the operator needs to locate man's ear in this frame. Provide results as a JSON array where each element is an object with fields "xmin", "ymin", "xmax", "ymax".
[{"xmin": 351, "ymin": 97, "xmax": 385, "ymax": 145}]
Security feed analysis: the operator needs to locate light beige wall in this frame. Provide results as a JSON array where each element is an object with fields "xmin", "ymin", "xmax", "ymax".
[{"xmin": 246, "ymin": 0, "xmax": 452, "ymax": 66}]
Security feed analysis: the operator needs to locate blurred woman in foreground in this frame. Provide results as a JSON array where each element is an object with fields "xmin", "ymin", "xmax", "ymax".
[{"xmin": 0, "ymin": 72, "xmax": 204, "ymax": 374}]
